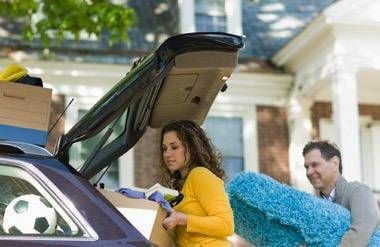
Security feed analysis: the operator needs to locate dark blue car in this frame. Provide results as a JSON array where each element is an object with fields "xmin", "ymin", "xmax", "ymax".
[{"xmin": 0, "ymin": 32, "xmax": 244, "ymax": 246}]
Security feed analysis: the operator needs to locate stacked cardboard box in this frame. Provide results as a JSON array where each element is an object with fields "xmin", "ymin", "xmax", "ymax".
[{"xmin": 0, "ymin": 82, "xmax": 52, "ymax": 146}]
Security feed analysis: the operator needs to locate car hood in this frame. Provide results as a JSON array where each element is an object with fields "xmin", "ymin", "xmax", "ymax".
[{"xmin": 55, "ymin": 32, "xmax": 245, "ymax": 179}]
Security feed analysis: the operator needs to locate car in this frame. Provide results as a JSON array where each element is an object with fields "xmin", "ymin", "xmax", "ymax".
[{"xmin": 0, "ymin": 32, "xmax": 244, "ymax": 246}]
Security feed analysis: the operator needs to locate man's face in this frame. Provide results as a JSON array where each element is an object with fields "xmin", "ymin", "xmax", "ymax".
[{"xmin": 304, "ymin": 149, "xmax": 339, "ymax": 192}]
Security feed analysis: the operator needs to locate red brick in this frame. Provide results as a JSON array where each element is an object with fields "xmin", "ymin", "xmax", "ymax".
[
  {"xmin": 257, "ymin": 105, "xmax": 290, "ymax": 184},
  {"xmin": 311, "ymin": 102, "xmax": 380, "ymax": 138},
  {"xmin": 46, "ymin": 94, "xmax": 65, "ymax": 152},
  {"xmin": 134, "ymin": 127, "xmax": 161, "ymax": 187}
]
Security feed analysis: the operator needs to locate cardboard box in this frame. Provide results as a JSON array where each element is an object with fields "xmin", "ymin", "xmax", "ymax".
[
  {"xmin": 98, "ymin": 189, "xmax": 174, "ymax": 247},
  {"xmin": 0, "ymin": 81, "xmax": 52, "ymax": 146}
]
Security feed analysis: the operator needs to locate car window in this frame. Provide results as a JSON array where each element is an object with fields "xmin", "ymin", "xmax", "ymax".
[
  {"xmin": 68, "ymin": 108, "xmax": 129, "ymax": 175},
  {"xmin": 0, "ymin": 164, "xmax": 84, "ymax": 237}
]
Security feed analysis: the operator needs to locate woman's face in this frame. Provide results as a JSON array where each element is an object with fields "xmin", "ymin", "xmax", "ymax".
[{"xmin": 162, "ymin": 131, "xmax": 188, "ymax": 176}]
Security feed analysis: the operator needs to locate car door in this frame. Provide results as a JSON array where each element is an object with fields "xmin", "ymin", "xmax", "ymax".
[{"xmin": 0, "ymin": 155, "xmax": 150, "ymax": 246}]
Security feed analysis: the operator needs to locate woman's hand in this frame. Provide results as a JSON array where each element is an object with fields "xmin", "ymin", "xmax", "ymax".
[{"xmin": 162, "ymin": 210, "xmax": 187, "ymax": 230}]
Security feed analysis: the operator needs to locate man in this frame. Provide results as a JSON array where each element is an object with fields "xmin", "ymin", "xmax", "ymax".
[{"xmin": 303, "ymin": 140, "xmax": 380, "ymax": 246}]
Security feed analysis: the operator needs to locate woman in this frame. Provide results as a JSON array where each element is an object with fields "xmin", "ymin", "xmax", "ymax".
[{"xmin": 160, "ymin": 120, "xmax": 234, "ymax": 246}]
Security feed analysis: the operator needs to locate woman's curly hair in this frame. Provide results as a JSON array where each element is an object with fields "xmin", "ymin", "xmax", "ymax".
[{"xmin": 159, "ymin": 120, "xmax": 225, "ymax": 190}]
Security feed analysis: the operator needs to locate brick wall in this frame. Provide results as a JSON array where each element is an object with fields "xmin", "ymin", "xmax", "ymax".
[
  {"xmin": 358, "ymin": 104, "xmax": 380, "ymax": 120},
  {"xmin": 134, "ymin": 127, "xmax": 161, "ymax": 187},
  {"xmin": 311, "ymin": 102, "xmax": 331, "ymax": 138},
  {"xmin": 256, "ymin": 105, "xmax": 290, "ymax": 184},
  {"xmin": 311, "ymin": 102, "xmax": 380, "ymax": 138}
]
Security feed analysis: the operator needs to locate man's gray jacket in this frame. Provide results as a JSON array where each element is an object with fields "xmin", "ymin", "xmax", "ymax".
[{"xmin": 333, "ymin": 175, "xmax": 380, "ymax": 246}]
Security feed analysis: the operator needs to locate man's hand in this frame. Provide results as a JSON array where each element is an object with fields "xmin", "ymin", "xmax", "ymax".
[{"xmin": 162, "ymin": 210, "xmax": 187, "ymax": 230}]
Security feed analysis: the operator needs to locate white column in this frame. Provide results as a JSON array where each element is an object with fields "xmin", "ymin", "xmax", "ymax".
[
  {"xmin": 178, "ymin": 0, "xmax": 195, "ymax": 33},
  {"xmin": 331, "ymin": 68, "xmax": 361, "ymax": 182},
  {"xmin": 288, "ymin": 96, "xmax": 314, "ymax": 193},
  {"xmin": 225, "ymin": 0, "xmax": 243, "ymax": 35}
]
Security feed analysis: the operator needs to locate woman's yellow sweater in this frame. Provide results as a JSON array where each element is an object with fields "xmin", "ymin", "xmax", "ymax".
[{"xmin": 173, "ymin": 166, "xmax": 234, "ymax": 246}]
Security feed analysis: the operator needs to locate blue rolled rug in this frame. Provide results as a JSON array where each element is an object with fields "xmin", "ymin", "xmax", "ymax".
[{"xmin": 227, "ymin": 172, "xmax": 380, "ymax": 247}]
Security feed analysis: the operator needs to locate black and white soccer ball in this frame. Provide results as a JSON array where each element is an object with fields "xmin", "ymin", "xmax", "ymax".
[{"xmin": 2, "ymin": 194, "xmax": 57, "ymax": 234}]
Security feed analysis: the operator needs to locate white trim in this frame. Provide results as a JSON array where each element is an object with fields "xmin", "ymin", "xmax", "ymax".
[
  {"xmin": 225, "ymin": 0, "xmax": 242, "ymax": 35},
  {"xmin": 287, "ymin": 97, "xmax": 313, "ymax": 192},
  {"xmin": 359, "ymin": 117, "xmax": 373, "ymax": 188},
  {"xmin": 218, "ymin": 72, "xmax": 293, "ymax": 106},
  {"xmin": 64, "ymin": 97, "xmax": 79, "ymax": 134},
  {"xmin": 331, "ymin": 69, "xmax": 361, "ymax": 182},
  {"xmin": 319, "ymin": 118, "xmax": 336, "ymax": 142},
  {"xmin": 324, "ymin": 0, "xmax": 380, "ymax": 24},
  {"xmin": 179, "ymin": 0, "xmax": 243, "ymax": 35},
  {"xmin": 273, "ymin": 15, "xmax": 330, "ymax": 67},
  {"xmin": 0, "ymin": 59, "xmax": 129, "ymax": 79},
  {"xmin": 118, "ymin": 148, "xmax": 135, "ymax": 187},
  {"xmin": 368, "ymin": 122, "xmax": 380, "ymax": 190},
  {"xmin": 0, "ymin": 59, "xmax": 128, "ymax": 97},
  {"xmin": 178, "ymin": 0, "xmax": 195, "ymax": 33},
  {"xmin": 208, "ymin": 103, "xmax": 258, "ymax": 173}
]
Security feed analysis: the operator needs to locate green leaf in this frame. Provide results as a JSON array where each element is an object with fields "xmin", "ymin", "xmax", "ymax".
[{"xmin": 0, "ymin": 0, "xmax": 136, "ymax": 48}]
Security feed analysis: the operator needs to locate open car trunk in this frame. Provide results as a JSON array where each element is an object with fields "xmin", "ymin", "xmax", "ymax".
[{"xmin": 54, "ymin": 32, "xmax": 245, "ymax": 179}]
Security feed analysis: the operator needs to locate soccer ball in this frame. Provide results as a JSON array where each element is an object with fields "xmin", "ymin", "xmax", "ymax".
[{"xmin": 2, "ymin": 194, "xmax": 57, "ymax": 234}]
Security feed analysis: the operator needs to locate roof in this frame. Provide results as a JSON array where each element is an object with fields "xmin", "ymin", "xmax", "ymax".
[
  {"xmin": 0, "ymin": 0, "xmax": 337, "ymax": 67},
  {"xmin": 240, "ymin": 0, "xmax": 337, "ymax": 60}
]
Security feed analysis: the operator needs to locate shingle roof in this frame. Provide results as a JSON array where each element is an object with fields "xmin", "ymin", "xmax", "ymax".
[
  {"xmin": 0, "ymin": 0, "xmax": 337, "ymax": 65},
  {"xmin": 241, "ymin": 0, "xmax": 337, "ymax": 60}
]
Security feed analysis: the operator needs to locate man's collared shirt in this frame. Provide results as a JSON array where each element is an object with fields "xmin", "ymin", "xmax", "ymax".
[{"xmin": 321, "ymin": 188, "xmax": 336, "ymax": 202}]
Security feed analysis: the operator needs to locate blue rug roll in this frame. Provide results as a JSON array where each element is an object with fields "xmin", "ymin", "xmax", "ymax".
[{"xmin": 227, "ymin": 172, "xmax": 380, "ymax": 247}]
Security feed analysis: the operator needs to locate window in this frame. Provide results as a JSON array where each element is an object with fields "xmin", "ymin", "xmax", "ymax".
[
  {"xmin": 0, "ymin": 165, "xmax": 84, "ymax": 237},
  {"xmin": 195, "ymin": 0, "xmax": 226, "ymax": 32},
  {"xmin": 204, "ymin": 116, "xmax": 244, "ymax": 180}
]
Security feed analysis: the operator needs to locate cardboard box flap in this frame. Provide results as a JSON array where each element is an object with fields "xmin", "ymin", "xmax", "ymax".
[{"xmin": 98, "ymin": 189, "xmax": 174, "ymax": 247}]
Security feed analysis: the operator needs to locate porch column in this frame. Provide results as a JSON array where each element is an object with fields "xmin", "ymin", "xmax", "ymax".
[
  {"xmin": 178, "ymin": 0, "xmax": 195, "ymax": 33},
  {"xmin": 226, "ymin": 0, "xmax": 242, "ymax": 35},
  {"xmin": 288, "ymin": 97, "xmax": 314, "ymax": 193},
  {"xmin": 331, "ymin": 68, "xmax": 361, "ymax": 182}
]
